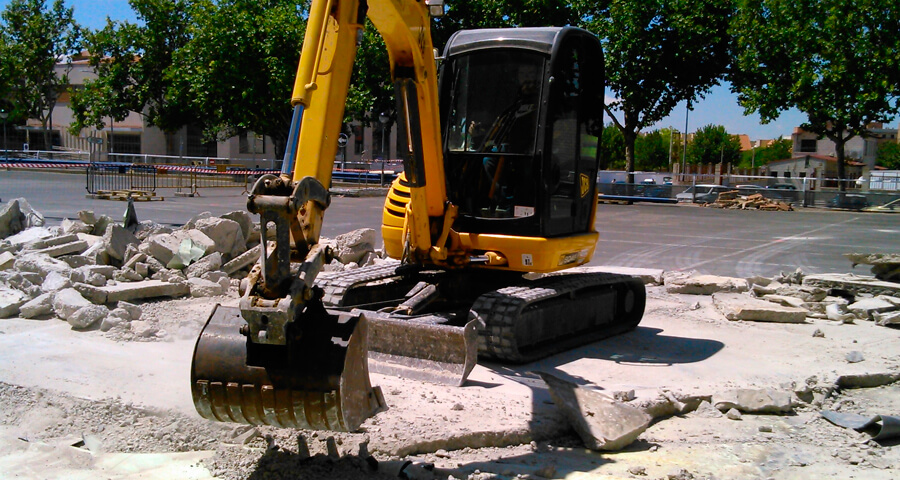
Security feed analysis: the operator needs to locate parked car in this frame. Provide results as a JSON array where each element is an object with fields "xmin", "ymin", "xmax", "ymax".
[
  {"xmin": 827, "ymin": 194, "xmax": 870, "ymax": 210},
  {"xmin": 766, "ymin": 183, "xmax": 799, "ymax": 202},
  {"xmin": 863, "ymin": 198, "xmax": 900, "ymax": 213},
  {"xmin": 735, "ymin": 184, "xmax": 766, "ymax": 196},
  {"xmin": 675, "ymin": 184, "xmax": 732, "ymax": 204}
]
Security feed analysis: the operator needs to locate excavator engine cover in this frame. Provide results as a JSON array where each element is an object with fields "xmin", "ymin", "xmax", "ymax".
[{"xmin": 191, "ymin": 304, "xmax": 384, "ymax": 432}]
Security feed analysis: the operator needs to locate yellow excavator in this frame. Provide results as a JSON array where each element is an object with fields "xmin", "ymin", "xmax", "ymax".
[{"xmin": 191, "ymin": 0, "xmax": 645, "ymax": 432}]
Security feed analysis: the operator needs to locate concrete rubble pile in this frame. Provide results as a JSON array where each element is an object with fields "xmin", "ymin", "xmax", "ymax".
[
  {"xmin": 708, "ymin": 191, "xmax": 793, "ymax": 211},
  {"xmin": 0, "ymin": 198, "xmax": 384, "ymax": 332},
  {"xmin": 664, "ymin": 267, "xmax": 900, "ymax": 327}
]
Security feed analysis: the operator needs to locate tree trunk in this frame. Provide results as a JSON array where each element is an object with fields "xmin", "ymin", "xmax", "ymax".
[
  {"xmin": 623, "ymin": 129, "xmax": 637, "ymax": 195},
  {"xmin": 834, "ymin": 137, "xmax": 846, "ymax": 192}
]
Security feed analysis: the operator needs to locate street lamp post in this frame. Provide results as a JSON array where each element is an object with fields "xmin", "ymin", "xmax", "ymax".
[
  {"xmin": 379, "ymin": 112, "xmax": 389, "ymax": 186},
  {"xmin": 0, "ymin": 109, "xmax": 8, "ymax": 162}
]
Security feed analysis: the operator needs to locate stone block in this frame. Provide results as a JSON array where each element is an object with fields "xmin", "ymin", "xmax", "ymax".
[
  {"xmin": 52, "ymin": 288, "xmax": 93, "ymax": 320},
  {"xmin": 41, "ymin": 271, "xmax": 73, "ymax": 293},
  {"xmin": 714, "ymin": 389, "xmax": 794, "ymax": 414},
  {"xmin": 185, "ymin": 252, "xmax": 222, "ymax": 278},
  {"xmin": 60, "ymin": 218, "xmax": 91, "ymax": 235},
  {"xmin": 539, "ymin": 371, "xmax": 651, "ymax": 451},
  {"xmin": 803, "ymin": 273, "xmax": 900, "ymax": 298},
  {"xmin": 58, "ymin": 255, "xmax": 94, "ymax": 268},
  {"xmin": 666, "ymin": 274, "xmax": 749, "ymax": 295},
  {"xmin": 847, "ymin": 297, "xmax": 897, "ymax": 319},
  {"xmin": 34, "ymin": 240, "xmax": 89, "ymax": 258},
  {"xmin": 14, "ymin": 252, "xmax": 73, "ymax": 280},
  {"xmin": 0, "ymin": 199, "xmax": 27, "ymax": 239},
  {"xmin": 577, "ymin": 265, "xmax": 664, "ymax": 285},
  {"xmin": 221, "ymin": 210, "xmax": 255, "ymax": 243},
  {"xmin": 102, "ymin": 224, "xmax": 140, "ymax": 261},
  {"xmin": 762, "ymin": 294, "xmax": 807, "ymax": 309},
  {"xmin": 223, "ymin": 245, "xmax": 260, "ymax": 274},
  {"xmin": 29, "ymin": 233, "xmax": 79, "ymax": 249},
  {"xmin": 67, "ymin": 304, "xmax": 109, "ymax": 329},
  {"xmin": 19, "ymin": 292, "xmax": 54, "ymax": 318},
  {"xmin": 187, "ymin": 277, "xmax": 226, "ymax": 297},
  {"xmin": 98, "ymin": 279, "xmax": 190, "ymax": 304},
  {"xmin": 0, "ymin": 285, "xmax": 29, "ymax": 318},
  {"xmin": 334, "ymin": 228, "xmax": 376, "ymax": 265},
  {"xmin": 145, "ymin": 230, "xmax": 213, "ymax": 267},
  {"xmin": 72, "ymin": 283, "xmax": 108, "ymax": 304},
  {"xmin": 117, "ymin": 301, "xmax": 142, "ymax": 320},
  {"xmin": 712, "ymin": 292, "xmax": 807, "ymax": 323},
  {"xmin": 773, "ymin": 285, "xmax": 828, "ymax": 303},
  {"xmin": 194, "ymin": 217, "xmax": 246, "ymax": 259},
  {"xmin": 113, "ymin": 268, "xmax": 144, "ymax": 282},
  {"xmin": 0, "ymin": 251, "xmax": 15, "ymax": 270}
]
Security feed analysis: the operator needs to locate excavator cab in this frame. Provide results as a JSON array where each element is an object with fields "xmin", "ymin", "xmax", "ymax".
[{"xmin": 440, "ymin": 27, "xmax": 604, "ymax": 239}]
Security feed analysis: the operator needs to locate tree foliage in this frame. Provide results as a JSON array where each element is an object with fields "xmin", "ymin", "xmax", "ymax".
[
  {"xmin": 170, "ymin": 0, "xmax": 307, "ymax": 155},
  {"xmin": 687, "ymin": 124, "xmax": 742, "ymax": 165},
  {"xmin": 581, "ymin": 0, "xmax": 733, "ymax": 181},
  {"xmin": 739, "ymin": 137, "xmax": 791, "ymax": 168},
  {"xmin": 1, "ymin": 0, "xmax": 80, "ymax": 148},
  {"xmin": 71, "ymin": 0, "xmax": 194, "ymax": 134},
  {"xmin": 876, "ymin": 142, "xmax": 900, "ymax": 170},
  {"xmin": 634, "ymin": 129, "xmax": 672, "ymax": 171},
  {"xmin": 731, "ymin": 0, "xmax": 900, "ymax": 188},
  {"xmin": 599, "ymin": 122, "xmax": 625, "ymax": 170}
]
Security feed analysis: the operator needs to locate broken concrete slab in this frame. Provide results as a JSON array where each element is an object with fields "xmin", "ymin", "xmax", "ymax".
[
  {"xmin": 187, "ymin": 277, "xmax": 226, "ymax": 297},
  {"xmin": 193, "ymin": 217, "xmax": 246, "ymax": 259},
  {"xmin": 185, "ymin": 252, "xmax": 222, "ymax": 278},
  {"xmin": 102, "ymin": 224, "xmax": 140, "ymax": 262},
  {"xmin": 845, "ymin": 253, "xmax": 900, "ymax": 282},
  {"xmin": 665, "ymin": 274, "xmax": 749, "ymax": 295},
  {"xmin": 99, "ymin": 279, "xmax": 190, "ymax": 304},
  {"xmin": 762, "ymin": 294, "xmax": 807, "ymax": 309},
  {"xmin": 117, "ymin": 301, "xmax": 142, "ymax": 321},
  {"xmin": 223, "ymin": 245, "xmax": 260, "ymax": 275},
  {"xmin": 334, "ymin": 228, "xmax": 376, "ymax": 265},
  {"xmin": 714, "ymin": 389, "xmax": 794, "ymax": 414},
  {"xmin": 803, "ymin": 273, "xmax": 900, "ymax": 297},
  {"xmin": 537, "ymin": 371, "xmax": 651, "ymax": 451},
  {"xmin": 847, "ymin": 297, "xmax": 898, "ymax": 319},
  {"xmin": 41, "ymin": 271, "xmax": 73, "ymax": 293},
  {"xmin": 28, "ymin": 233, "xmax": 80, "ymax": 250},
  {"xmin": 774, "ymin": 285, "xmax": 828, "ymax": 303},
  {"xmin": 835, "ymin": 372, "xmax": 900, "ymax": 389},
  {"xmin": 14, "ymin": 252, "xmax": 73, "ymax": 280},
  {"xmin": 19, "ymin": 292, "xmax": 54, "ymax": 319},
  {"xmin": 579, "ymin": 266, "xmax": 665, "ymax": 285},
  {"xmin": 0, "ymin": 199, "xmax": 27, "ymax": 239},
  {"xmin": 67, "ymin": 304, "xmax": 109, "ymax": 329},
  {"xmin": 52, "ymin": 288, "xmax": 93, "ymax": 320},
  {"xmin": 873, "ymin": 310, "xmax": 900, "ymax": 326},
  {"xmin": 0, "ymin": 285, "xmax": 30, "ymax": 318},
  {"xmin": 634, "ymin": 391, "xmax": 712, "ymax": 419},
  {"xmin": 220, "ymin": 210, "xmax": 254, "ymax": 244},
  {"xmin": 33, "ymin": 240, "xmax": 89, "ymax": 258},
  {"xmin": 0, "ymin": 251, "xmax": 15, "ymax": 270},
  {"xmin": 712, "ymin": 292, "xmax": 807, "ymax": 323},
  {"xmin": 142, "ymin": 230, "xmax": 214, "ymax": 267}
]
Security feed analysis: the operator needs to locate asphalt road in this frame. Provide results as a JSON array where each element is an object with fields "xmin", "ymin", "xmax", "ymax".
[{"xmin": 2, "ymin": 170, "xmax": 898, "ymax": 278}]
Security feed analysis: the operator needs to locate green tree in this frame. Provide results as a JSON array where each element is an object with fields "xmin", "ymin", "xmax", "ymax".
[
  {"xmin": 70, "ymin": 0, "xmax": 195, "ymax": 135},
  {"xmin": 731, "ymin": 0, "xmax": 900, "ymax": 190},
  {"xmin": 876, "ymin": 142, "xmax": 900, "ymax": 170},
  {"xmin": 599, "ymin": 121, "xmax": 625, "ymax": 170},
  {"xmin": 169, "ymin": 0, "xmax": 306, "ymax": 156},
  {"xmin": 687, "ymin": 124, "xmax": 741, "ymax": 165},
  {"xmin": 1, "ymin": 0, "xmax": 80, "ymax": 149},
  {"xmin": 634, "ymin": 129, "xmax": 669, "ymax": 171},
  {"xmin": 740, "ymin": 137, "xmax": 791, "ymax": 168},
  {"xmin": 580, "ymin": 1, "xmax": 732, "ymax": 184}
]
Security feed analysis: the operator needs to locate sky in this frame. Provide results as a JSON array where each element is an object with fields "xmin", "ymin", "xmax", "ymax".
[{"xmin": 0, "ymin": 0, "xmax": 855, "ymax": 141}]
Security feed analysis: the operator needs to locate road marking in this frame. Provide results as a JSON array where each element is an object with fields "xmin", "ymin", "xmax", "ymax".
[{"xmin": 680, "ymin": 216, "xmax": 861, "ymax": 271}]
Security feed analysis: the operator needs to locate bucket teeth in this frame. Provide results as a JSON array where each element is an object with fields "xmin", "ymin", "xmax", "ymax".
[{"xmin": 191, "ymin": 304, "xmax": 385, "ymax": 432}]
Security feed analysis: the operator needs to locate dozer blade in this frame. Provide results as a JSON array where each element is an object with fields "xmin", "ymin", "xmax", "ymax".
[
  {"xmin": 191, "ymin": 305, "xmax": 385, "ymax": 432},
  {"xmin": 360, "ymin": 310, "xmax": 478, "ymax": 387}
]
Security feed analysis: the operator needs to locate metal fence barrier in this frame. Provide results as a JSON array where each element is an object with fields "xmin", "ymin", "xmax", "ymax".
[{"xmin": 86, "ymin": 163, "xmax": 158, "ymax": 195}]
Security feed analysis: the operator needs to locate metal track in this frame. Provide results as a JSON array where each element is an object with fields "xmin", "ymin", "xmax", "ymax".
[
  {"xmin": 319, "ymin": 263, "xmax": 407, "ymax": 308},
  {"xmin": 473, "ymin": 272, "xmax": 645, "ymax": 363}
]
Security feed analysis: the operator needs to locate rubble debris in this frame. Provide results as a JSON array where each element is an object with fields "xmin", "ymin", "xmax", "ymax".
[
  {"xmin": 223, "ymin": 245, "xmax": 260, "ymax": 275},
  {"xmin": 714, "ymin": 389, "xmax": 794, "ymax": 414},
  {"xmin": 665, "ymin": 274, "xmax": 749, "ymax": 295},
  {"xmin": 0, "ymin": 285, "xmax": 29, "ymax": 318},
  {"xmin": 0, "ymin": 198, "xmax": 43, "ymax": 239},
  {"xmin": 19, "ymin": 292, "xmax": 54, "ymax": 318},
  {"xmin": 874, "ymin": 310, "xmax": 900, "ymax": 326},
  {"xmin": 712, "ymin": 292, "xmax": 807, "ymax": 323},
  {"xmin": 581, "ymin": 265, "xmax": 664, "ymax": 285},
  {"xmin": 803, "ymin": 273, "xmax": 900, "ymax": 297},
  {"xmin": 67, "ymin": 304, "xmax": 109, "ymax": 329},
  {"xmin": 51, "ymin": 288, "xmax": 93, "ymax": 321},
  {"xmin": 725, "ymin": 408, "xmax": 742, "ymax": 420},
  {"xmin": 333, "ymin": 228, "xmax": 377, "ymax": 265},
  {"xmin": 845, "ymin": 253, "xmax": 900, "ymax": 282},
  {"xmin": 537, "ymin": 371, "xmax": 651, "ymax": 451},
  {"xmin": 193, "ymin": 217, "xmax": 247, "ymax": 259},
  {"xmin": 847, "ymin": 297, "xmax": 897, "ymax": 319},
  {"xmin": 708, "ymin": 192, "xmax": 793, "ymax": 211},
  {"xmin": 826, "ymin": 303, "xmax": 856, "ymax": 323},
  {"xmin": 845, "ymin": 351, "xmax": 865, "ymax": 364}
]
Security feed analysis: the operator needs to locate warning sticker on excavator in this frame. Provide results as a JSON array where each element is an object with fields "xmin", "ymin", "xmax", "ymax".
[
  {"xmin": 522, "ymin": 254, "xmax": 533, "ymax": 267},
  {"xmin": 580, "ymin": 173, "xmax": 591, "ymax": 198}
]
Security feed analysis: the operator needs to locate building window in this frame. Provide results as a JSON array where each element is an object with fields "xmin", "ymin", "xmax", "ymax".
[
  {"xmin": 770, "ymin": 172, "xmax": 778, "ymax": 178},
  {"xmin": 799, "ymin": 139, "xmax": 817, "ymax": 153},
  {"xmin": 784, "ymin": 171, "xmax": 791, "ymax": 178},
  {"xmin": 110, "ymin": 133, "xmax": 141, "ymax": 154}
]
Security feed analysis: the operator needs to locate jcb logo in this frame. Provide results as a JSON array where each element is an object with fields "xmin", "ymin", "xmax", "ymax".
[{"xmin": 580, "ymin": 173, "xmax": 590, "ymax": 198}]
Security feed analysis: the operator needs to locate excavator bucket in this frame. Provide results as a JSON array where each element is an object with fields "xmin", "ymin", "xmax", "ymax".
[
  {"xmin": 363, "ymin": 311, "xmax": 479, "ymax": 387},
  {"xmin": 191, "ymin": 304, "xmax": 385, "ymax": 432}
]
